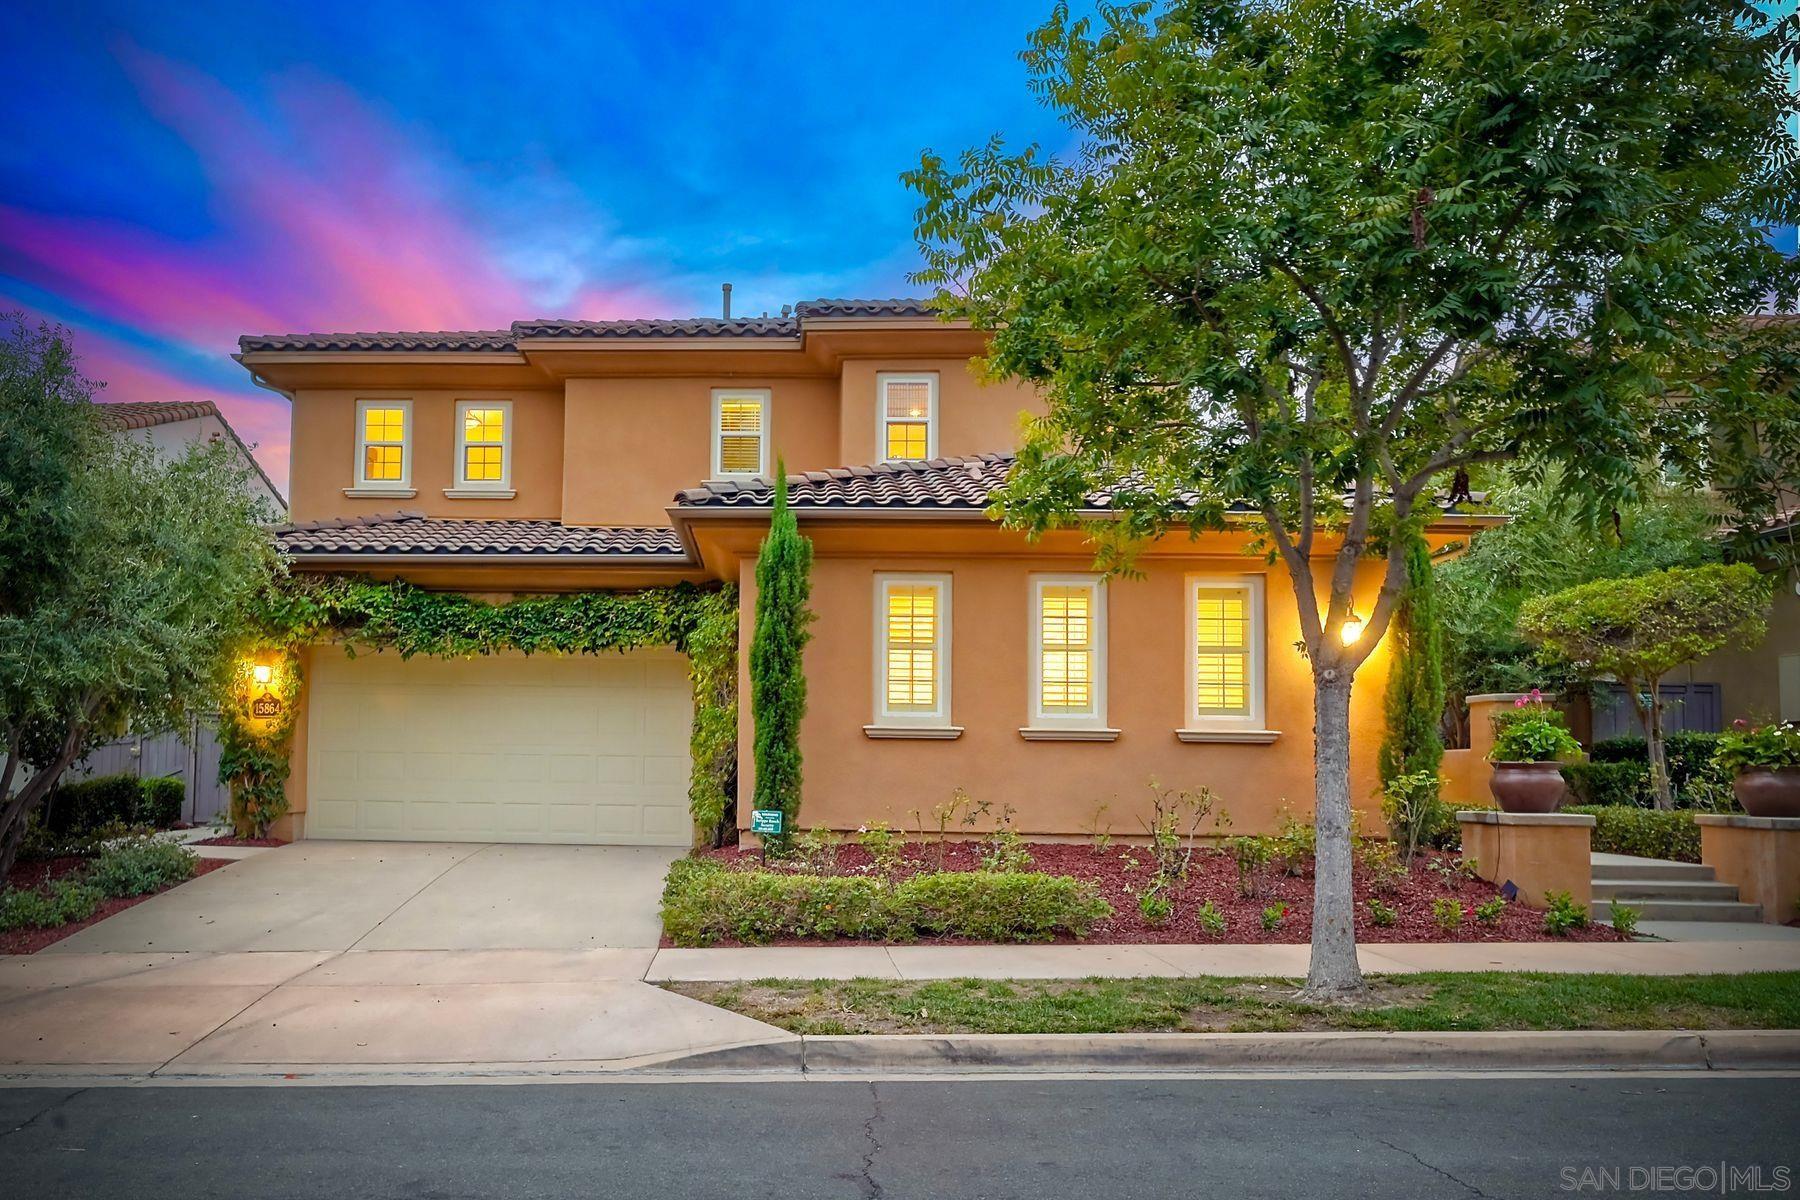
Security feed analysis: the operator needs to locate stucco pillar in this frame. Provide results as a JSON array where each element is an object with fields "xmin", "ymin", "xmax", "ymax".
[
  {"xmin": 1457, "ymin": 810, "xmax": 1595, "ymax": 908},
  {"xmin": 1695, "ymin": 815, "xmax": 1800, "ymax": 924},
  {"xmin": 1455, "ymin": 693, "xmax": 1549, "ymax": 807}
]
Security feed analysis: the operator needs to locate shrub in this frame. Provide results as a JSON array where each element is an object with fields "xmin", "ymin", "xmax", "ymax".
[
  {"xmin": 1367, "ymin": 898, "xmax": 1398, "ymax": 927},
  {"xmin": 1488, "ymin": 695, "xmax": 1583, "ymax": 763},
  {"xmin": 1543, "ymin": 890, "xmax": 1589, "ymax": 936},
  {"xmin": 0, "ymin": 878, "xmax": 105, "ymax": 931},
  {"xmin": 1431, "ymin": 897, "xmax": 1463, "ymax": 931},
  {"xmin": 1714, "ymin": 722, "xmax": 1800, "ymax": 772},
  {"xmin": 1227, "ymin": 835, "xmax": 1275, "ymax": 897},
  {"xmin": 856, "ymin": 822, "xmax": 905, "ymax": 876},
  {"xmin": 1378, "ymin": 533, "xmax": 1446, "ymax": 786},
  {"xmin": 1561, "ymin": 761, "xmax": 1650, "ymax": 808},
  {"xmin": 660, "ymin": 859, "xmax": 1111, "ymax": 947},
  {"xmin": 1381, "ymin": 771, "xmax": 1453, "ymax": 860},
  {"xmin": 45, "ymin": 773, "xmax": 143, "ymax": 835},
  {"xmin": 1610, "ymin": 902, "xmax": 1641, "ymax": 939},
  {"xmin": 84, "ymin": 838, "xmax": 198, "ymax": 898},
  {"xmin": 138, "ymin": 777, "xmax": 186, "ymax": 828},
  {"xmin": 979, "ymin": 824, "xmax": 1034, "ymax": 875},
  {"xmin": 1354, "ymin": 837, "xmax": 1408, "ymax": 895},
  {"xmin": 1138, "ymin": 885, "xmax": 1172, "ymax": 926},
  {"xmin": 1588, "ymin": 731, "xmax": 1732, "ymax": 806},
  {"xmin": 1271, "ymin": 811, "xmax": 1315, "ymax": 876},
  {"xmin": 787, "ymin": 826, "xmax": 842, "ymax": 874},
  {"xmin": 1196, "ymin": 898, "xmax": 1227, "ymax": 937},
  {"xmin": 1473, "ymin": 896, "xmax": 1507, "ymax": 924},
  {"xmin": 1259, "ymin": 902, "xmax": 1289, "ymax": 932},
  {"xmin": 749, "ymin": 466, "xmax": 815, "ymax": 849},
  {"xmin": 1564, "ymin": 805, "xmax": 1701, "ymax": 863}
]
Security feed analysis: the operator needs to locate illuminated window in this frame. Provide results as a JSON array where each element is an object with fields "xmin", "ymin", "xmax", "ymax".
[
  {"xmin": 1031, "ymin": 576, "xmax": 1107, "ymax": 727},
  {"xmin": 878, "ymin": 373, "xmax": 936, "ymax": 462},
  {"xmin": 455, "ymin": 402, "xmax": 510, "ymax": 488},
  {"xmin": 875, "ymin": 574, "xmax": 951, "ymax": 725},
  {"xmin": 1187, "ymin": 577, "xmax": 1265, "ymax": 728},
  {"xmin": 712, "ymin": 390, "xmax": 769, "ymax": 477},
  {"xmin": 355, "ymin": 400, "xmax": 411, "ymax": 489}
]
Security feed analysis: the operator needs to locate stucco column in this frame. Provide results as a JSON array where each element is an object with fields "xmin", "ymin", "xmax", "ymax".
[
  {"xmin": 1457, "ymin": 810, "xmax": 1595, "ymax": 908},
  {"xmin": 1695, "ymin": 815, "xmax": 1800, "ymax": 924},
  {"xmin": 1453, "ymin": 693, "xmax": 1551, "ymax": 807}
]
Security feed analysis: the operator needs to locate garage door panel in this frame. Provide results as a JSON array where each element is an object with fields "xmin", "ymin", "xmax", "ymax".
[{"xmin": 305, "ymin": 648, "xmax": 693, "ymax": 846}]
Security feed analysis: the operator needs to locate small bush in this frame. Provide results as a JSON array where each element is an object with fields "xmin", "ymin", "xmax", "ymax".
[
  {"xmin": 1227, "ymin": 835, "xmax": 1275, "ymax": 897},
  {"xmin": 897, "ymin": 872, "xmax": 1110, "ymax": 942},
  {"xmin": 1354, "ymin": 838, "xmax": 1408, "ymax": 895},
  {"xmin": 45, "ymin": 773, "xmax": 144, "ymax": 835},
  {"xmin": 1590, "ymin": 731, "xmax": 1731, "ymax": 803},
  {"xmin": 0, "ymin": 878, "xmax": 104, "ymax": 931},
  {"xmin": 1196, "ymin": 898, "xmax": 1227, "ymax": 937},
  {"xmin": 979, "ymin": 826, "xmax": 1034, "ymax": 875},
  {"xmin": 1260, "ymin": 902, "xmax": 1289, "ymax": 932},
  {"xmin": 1431, "ymin": 897, "xmax": 1463, "ymax": 931},
  {"xmin": 1562, "ymin": 761, "xmax": 1649, "ymax": 808},
  {"xmin": 137, "ymin": 777, "xmax": 186, "ymax": 828},
  {"xmin": 1543, "ymin": 890, "xmax": 1589, "ymax": 936},
  {"xmin": 1381, "ymin": 771, "xmax": 1454, "ymax": 860},
  {"xmin": 1271, "ymin": 811, "xmax": 1315, "ymax": 876},
  {"xmin": 1137, "ymin": 885, "xmax": 1172, "ymax": 927},
  {"xmin": 85, "ymin": 838, "xmax": 198, "ymax": 898},
  {"xmin": 856, "ymin": 822, "xmax": 905, "ymax": 876},
  {"xmin": 1367, "ymin": 897, "xmax": 1398, "ymax": 927},
  {"xmin": 787, "ymin": 826, "xmax": 842, "ymax": 875},
  {"xmin": 1610, "ymin": 902, "xmax": 1641, "ymax": 939},
  {"xmin": 1473, "ymin": 896, "xmax": 1507, "ymax": 924},
  {"xmin": 1564, "ymin": 805, "xmax": 1701, "ymax": 863}
]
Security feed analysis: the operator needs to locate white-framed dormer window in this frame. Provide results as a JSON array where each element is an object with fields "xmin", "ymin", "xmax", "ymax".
[
  {"xmin": 351, "ymin": 399, "xmax": 413, "ymax": 496},
  {"xmin": 865, "ymin": 573, "xmax": 959, "ymax": 738},
  {"xmin": 878, "ymin": 372, "xmax": 937, "ymax": 462},
  {"xmin": 1022, "ymin": 575, "xmax": 1116, "ymax": 740},
  {"xmin": 712, "ymin": 389, "xmax": 770, "ymax": 479},
  {"xmin": 1179, "ymin": 575, "xmax": 1277, "ymax": 742},
  {"xmin": 448, "ymin": 400, "xmax": 513, "ymax": 497}
]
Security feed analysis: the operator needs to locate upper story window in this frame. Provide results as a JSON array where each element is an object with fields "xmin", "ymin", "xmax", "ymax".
[
  {"xmin": 453, "ymin": 401, "xmax": 512, "ymax": 495},
  {"xmin": 353, "ymin": 399, "xmax": 412, "ymax": 493},
  {"xmin": 1028, "ymin": 575, "xmax": 1109, "ymax": 733},
  {"xmin": 1185, "ymin": 576, "xmax": 1266, "ymax": 732},
  {"xmin": 871, "ymin": 573, "xmax": 952, "ymax": 730},
  {"xmin": 878, "ymin": 372, "xmax": 937, "ymax": 462},
  {"xmin": 712, "ymin": 389, "xmax": 769, "ymax": 478}
]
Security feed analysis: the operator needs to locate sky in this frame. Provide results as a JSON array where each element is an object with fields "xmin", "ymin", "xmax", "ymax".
[{"xmin": 2, "ymin": 1, "xmax": 1794, "ymax": 496}]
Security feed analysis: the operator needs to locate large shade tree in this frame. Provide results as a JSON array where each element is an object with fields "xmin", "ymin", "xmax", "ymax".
[
  {"xmin": 0, "ymin": 317, "xmax": 277, "ymax": 877},
  {"xmin": 908, "ymin": 0, "xmax": 1799, "ymax": 997}
]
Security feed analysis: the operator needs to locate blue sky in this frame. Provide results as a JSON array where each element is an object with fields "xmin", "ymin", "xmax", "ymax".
[{"xmin": 1, "ymin": 0, "xmax": 1793, "ymax": 490}]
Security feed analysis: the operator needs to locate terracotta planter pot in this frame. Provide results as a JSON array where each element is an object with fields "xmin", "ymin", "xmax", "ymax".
[
  {"xmin": 1489, "ymin": 761, "xmax": 1568, "ymax": 813},
  {"xmin": 1731, "ymin": 767, "xmax": 1800, "ymax": 819}
]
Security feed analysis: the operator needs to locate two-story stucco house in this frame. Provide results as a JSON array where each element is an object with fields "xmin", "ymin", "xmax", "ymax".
[{"xmin": 240, "ymin": 299, "xmax": 1494, "ymax": 846}]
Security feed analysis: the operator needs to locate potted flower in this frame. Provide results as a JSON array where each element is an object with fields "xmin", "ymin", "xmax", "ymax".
[
  {"xmin": 1486, "ymin": 691, "xmax": 1583, "ymax": 813},
  {"xmin": 1714, "ymin": 721, "xmax": 1800, "ymax": 818}
]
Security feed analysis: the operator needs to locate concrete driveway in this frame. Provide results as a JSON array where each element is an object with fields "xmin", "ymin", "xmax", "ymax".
[{"xmin": 45, "ymin": 841, "xmax": 684, "ymax": 954}]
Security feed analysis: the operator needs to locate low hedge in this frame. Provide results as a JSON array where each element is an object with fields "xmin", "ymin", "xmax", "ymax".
[
  {"xmin": 1588, "ymin": 732, "xmax": 1725, "ymax": 796},
  {"xmin": 1562, "ymin": 761, "xmax": 1650, "ymax": 808},
  {"xmin": 84, "ymin": 838, "xmax": 199, "ymax": 897},
  {"xmin": 1564, "ymin": 805, "xmax": 1701, "ymax": 863},
  {"xmin": 0, "ymin": 878, "xmax": 104, "ymax": 932},
  {"xmin": 661, "ymin": 858, "xmax": 1111, "ymax": 947},
  {"xmin": 43, "ymin": 773, "xmax": 187, "ymax": 838},
  {"xmin": 138, "ymin": 777, "xmax": 186, "ymax": 828}
]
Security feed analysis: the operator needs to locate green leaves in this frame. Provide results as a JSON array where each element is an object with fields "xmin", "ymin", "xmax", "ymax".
[{"xmin": 750, "ymin": 466, "xmax": 815, "ymax": 844}]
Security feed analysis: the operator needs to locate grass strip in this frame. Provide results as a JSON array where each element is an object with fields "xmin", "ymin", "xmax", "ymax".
[{"xmin": 663, "ymin": 971, "xmax": 1800, "ymax": 1035}]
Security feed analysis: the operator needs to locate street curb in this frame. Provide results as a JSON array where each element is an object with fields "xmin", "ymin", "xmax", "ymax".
[{"xmin": 655, "ymin": 1029, "xmax": 1800, "ymax": 1074}]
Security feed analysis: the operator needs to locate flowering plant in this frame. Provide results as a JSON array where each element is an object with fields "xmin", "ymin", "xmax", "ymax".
[
  {"xmin": 1488, "ymin": 691, "xmax": 1584, "ymax": 763},
  {"xmin": 1714, "ymin": 720, "xmax": 1800, "ymax": 772}
]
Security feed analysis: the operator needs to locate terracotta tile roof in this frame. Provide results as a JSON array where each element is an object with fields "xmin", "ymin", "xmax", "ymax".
[
  {"xmin": 238, "ymin": 299, "xmax": 937, "ymax": 353},
  {"xmin": 93, "ymin": 400, "xmax": 224, "ymax": 430},
  {"xmin": 273, "ymin": 512, "xmax": 685, "ymax": 558}
]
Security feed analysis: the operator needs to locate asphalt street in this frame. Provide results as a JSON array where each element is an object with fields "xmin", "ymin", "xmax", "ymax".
[{"xmin": 3, "ymin": 1074, "xmax": 1796, "ymax": 1199}]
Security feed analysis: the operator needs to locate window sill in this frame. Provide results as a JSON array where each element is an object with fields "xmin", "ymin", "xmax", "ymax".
[
  {"xmin": 1019, "ymin": 727, "xmax": 1120, "ymax": 742},
  {"xmin": 444, "ymin": 487, "xmax": 517, "ymax": 500},
  {"xmin": 344, "ymin": 486, "xmax": 416, "ymax": 499},
  {"xmin": 1175, "ymin": 728, "xmax": 1282, "ymax": 744},
  {"xmin": 863, "ymin": 725, "xmax": 964, "ymax": 740}
]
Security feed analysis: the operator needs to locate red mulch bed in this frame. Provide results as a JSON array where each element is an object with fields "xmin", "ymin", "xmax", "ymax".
[
  {"xmin": 193, "ymin": 835, "xmax": 288, "ymax": 847},
  {"xmin": 1, "ymin": 856, "xmax": 233, "ymax": 955},
  {"xmin": 688, "ymin": 841, "xmax": 1623, "ymax": 946}
]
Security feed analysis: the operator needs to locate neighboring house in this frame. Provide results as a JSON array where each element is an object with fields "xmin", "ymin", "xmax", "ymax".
[
  {"xmin": 57, "ymin": 401, "xmax": 287, "ymax": 824},
  {"xmin": 239, "ymin": 299, "xmax": 1495, "ymax": 846}
]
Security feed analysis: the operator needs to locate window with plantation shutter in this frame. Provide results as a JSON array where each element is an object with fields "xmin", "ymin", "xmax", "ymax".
[
  {"xmin": 878, "ymin": 373, "xmax": 936, "ymax": 462},
  {"xmin": 1028, "ymin": 575, "xmax": 1108, "ymax": 730},
  {"xmin": 1185, "ymin": 576, "xmax": 1266, "ymax": 731},
  {"xmin": 712, "ymin": 389, "xmax": 769, "ymax": 478},
  {"xmin": 873, "ymin": 574, "xmax": 952, "ymax": 727},
  {"xmin": 454, "ymin": 401, "xmax": 511, "ymax": 490}
]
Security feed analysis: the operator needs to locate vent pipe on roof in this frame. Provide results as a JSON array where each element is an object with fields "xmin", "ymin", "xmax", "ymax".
[{"xmin": 721, "ymin": 283, "xmax": 733, "ymax": 320}]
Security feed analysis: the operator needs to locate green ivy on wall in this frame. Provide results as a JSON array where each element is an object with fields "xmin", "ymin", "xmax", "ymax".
[{"xmin": 220, "ymin": 575, "xmax": 738, "ymax": 840}]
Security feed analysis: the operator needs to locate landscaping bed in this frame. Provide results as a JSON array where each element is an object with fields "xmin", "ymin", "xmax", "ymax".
[
  {"xmin": 1, "ymin": 842, "xmax": 227, "ymax": 955},
  {"xmin": 667, "ymin": 839, "xmax": 1622, "ymax": 946},
  {"xmin": 193, "ymin": 835, "xmax": 287, "ymax": 847},
  {"xmin": 666, "ymin": 971, "xmax": 1800, "ymax": 1035}
]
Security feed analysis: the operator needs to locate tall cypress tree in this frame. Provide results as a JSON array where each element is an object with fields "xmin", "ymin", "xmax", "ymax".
[
  {"xmin": 1378, "ymin": 532, "xmax": 1446, "ymax": 786},
  {"xmin": 750, "ymin": 464, "xmax": 814, "ymax": 845}
]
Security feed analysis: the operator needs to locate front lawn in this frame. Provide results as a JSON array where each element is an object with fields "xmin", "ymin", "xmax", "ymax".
[{"xmin": 665, "ymin": 972, "xmax": 1800, "ymax": 1035}]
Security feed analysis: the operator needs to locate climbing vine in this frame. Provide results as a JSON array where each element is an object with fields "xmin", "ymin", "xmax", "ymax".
[{"xmin": 220, "ymin": 575, "xmax": 738, "ymax": 840}]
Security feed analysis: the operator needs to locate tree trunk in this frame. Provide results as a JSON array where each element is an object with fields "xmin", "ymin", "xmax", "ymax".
[
  {"xmin": 0, "ymin": 720, "xmax": 91, "ymax": 881},
  {"xmin": 1645, "ymin": 680, "xmax": 1673, "ymax": 811},
  {"xmin": 1303, "ymin": 670, "xmax": 1366, "ymax": 1000}
]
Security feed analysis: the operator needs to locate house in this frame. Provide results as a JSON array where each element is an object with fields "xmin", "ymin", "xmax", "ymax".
[
  {"xmin": 239, "ymin": 300, "xmax": 1496, "ymax": 845},
  {"xmin": 94, "ymin": 400, "xmax": 288, "ymax": 517}
]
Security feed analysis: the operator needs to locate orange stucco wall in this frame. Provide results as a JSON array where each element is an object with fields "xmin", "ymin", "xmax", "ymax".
[
  {"xmin": 737, "ymin": 548, "xmax": 1393, "ymax": 839},
  {"xmin": 287, "ymin": 388, "xmax": 565, "ymax": 523},
  {"xmin": 837, "ymin": 359, "xmax": 1040, "ymax": 466}
]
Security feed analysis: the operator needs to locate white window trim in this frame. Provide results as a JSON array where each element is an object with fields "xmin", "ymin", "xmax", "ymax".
[
  {"xmin": 876, "ymin": 372, "xmax": 938, "ymax": 463},
  {"xmin": 1181, "ymin": 574, "xmax": 1273, "ymax": 738},
  {"xmin": 868, "ymin": 572, "xmax": 954, "ymax": 733},
  {"xmin": 711, "ymin": 388, "xmax": 771, "ymax": 480},
  {"xmin": 448, "ymin": 399, "xmax": 514, "ymax": 497},
  {"xmin": 350, "ymin": 398, "xmax": 414, "ymax": 497},
  {"xmin": 1023, "ymin": 574, "xmax": 1115, "ymax": 738}
]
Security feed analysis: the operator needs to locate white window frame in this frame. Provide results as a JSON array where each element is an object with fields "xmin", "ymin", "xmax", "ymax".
[
  {"xmin": 711, "ymin": 388, "xmax": 771, "ymax": 480},
  {"xmin": 350, "ymin": 398, "xmax": 413, "ymax": 495},
  {"xmin": 876, "ymin": 372, "xmax": 938, "ymax": 463},
  {"xmin": 449, "ymin": 399, "xmax": 513, "ymax": 496},
  {"xmin": 869, "ymin": 573, "xmax": 953, "ymax": 731},
  {"xmin": 1182, "ymin": 574, "xmax": 1269, "ymax": 736},
  {"xmin": 1026, "ymin": 574, "xmax": 1111, "ymax": 734}
]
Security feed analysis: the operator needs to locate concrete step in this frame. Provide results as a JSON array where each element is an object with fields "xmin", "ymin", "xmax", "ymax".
[
  {"xmin": 1590, "ymin": 854, "xmax": 1716, "ymax": 883},
  {"xmin": 1591, "ymin": 879, "xmax": 1743, "ymax": 903},
  {"xmin": 1591, "ymin": 898, "xmax": 1763, "ymax": 923}
]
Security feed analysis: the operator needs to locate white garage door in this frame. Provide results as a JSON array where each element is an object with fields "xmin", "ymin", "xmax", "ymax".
[{"xmin": 305, "ymin": 649, "xmax": 693, "ymax": 845}]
